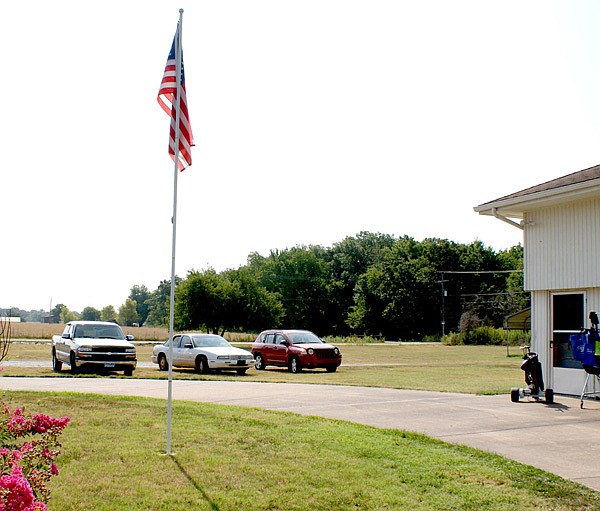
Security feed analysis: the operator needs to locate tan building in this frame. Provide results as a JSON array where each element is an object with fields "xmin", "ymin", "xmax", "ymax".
[{"xmin": 475, "ymin": 164, "xmax": 600, "ymax": 396}]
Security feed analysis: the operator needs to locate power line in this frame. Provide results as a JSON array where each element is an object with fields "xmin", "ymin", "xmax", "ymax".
[
  {"xmin": 456, "ymin": 291, "xmax": 529, "ymax": 297},
  {"xmin": 439, "ymin": 270, "xmax": 522, "ymax": 274}
]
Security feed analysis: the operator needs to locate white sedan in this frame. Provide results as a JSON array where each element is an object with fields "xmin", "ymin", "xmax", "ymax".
[{"xmin": 152, "ymin": 333, "xmax": 254, "ymax": 375}]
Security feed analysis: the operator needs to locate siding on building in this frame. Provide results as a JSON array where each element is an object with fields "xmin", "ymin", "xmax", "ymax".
[
  {"xmin": 524, "ymin": 197, "xmax": 600, "ymax": 292},
  {"xmin": 530, "ymin": 290, "xmax": 551, "ymax": 385},
  {"xmin": 530, "ymin": 287, "xmax": 600, "ymax": 393},
  {"xmin": 476, "ymin": 167, "xmax": 600, "ymax": 395}
]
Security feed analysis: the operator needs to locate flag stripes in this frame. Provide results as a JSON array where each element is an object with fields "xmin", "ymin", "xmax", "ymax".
[{"xmin": 158, "ymin": 28, "xmax": 194, "ymax": 171}]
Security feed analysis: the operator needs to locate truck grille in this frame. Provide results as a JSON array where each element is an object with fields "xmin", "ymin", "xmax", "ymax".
[
  {"xmin": 81, "ymin": 347, "xmax": 136, "ymax": 362},
  {"xmin": 87, "ymin": 353, "xmax": 135, "ymax": 362},
  {"xmin": 90, "ymin": 347, "xmax": 131, "ymax": 353}
]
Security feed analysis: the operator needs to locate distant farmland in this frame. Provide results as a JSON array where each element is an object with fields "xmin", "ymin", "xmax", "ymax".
[{"xmin": 8, "ymin": 322, "xmax": 255, "ymax": 343}]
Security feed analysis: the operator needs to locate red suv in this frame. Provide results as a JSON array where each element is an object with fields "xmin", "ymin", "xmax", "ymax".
[{"xmin": 252, "ymin": 329, "xmax": 342, "ymax": 373}]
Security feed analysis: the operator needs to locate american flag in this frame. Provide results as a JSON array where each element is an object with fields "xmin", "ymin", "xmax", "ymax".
[{"xmin": 158, "ymin": 25, "xmax": 194, "ymax": 171}]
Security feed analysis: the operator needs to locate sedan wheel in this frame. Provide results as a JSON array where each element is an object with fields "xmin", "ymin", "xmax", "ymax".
[
  {"xmin": 289, "ymin": 356, "xmax": 302, "ymax": 374},
  {"xmin": 254, "ymin": 353, "xmax": 266, "ymax": 370},
  {"xmin": 196, "ymin": 356, "xmax": 210, "ymax": 374},
  {"xmin": 158, "ymin": 354, "xmax": 169, "ymax": 371}
]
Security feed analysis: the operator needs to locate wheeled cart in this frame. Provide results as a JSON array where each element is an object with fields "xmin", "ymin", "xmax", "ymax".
[
  {"xmin": 574, "ymin": 312, "xmax": 600, "ymax": 409},
  {"xmin": 510, "ymin": 345, "xmax": 554, "ymax": 404},
  {"xmin": 579, "ymin": 365, "xmax": 600, "ymax": 409}
]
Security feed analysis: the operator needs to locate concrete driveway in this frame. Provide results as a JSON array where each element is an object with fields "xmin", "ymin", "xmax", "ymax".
[{"xmin": 1, "ymin": 377, "xmax": 599, "ymax": 492}]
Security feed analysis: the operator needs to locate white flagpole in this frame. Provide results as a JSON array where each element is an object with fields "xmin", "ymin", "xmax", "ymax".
[{"xmin": 167, "ymin": 7, "xmax": 184, "ymax": 456}]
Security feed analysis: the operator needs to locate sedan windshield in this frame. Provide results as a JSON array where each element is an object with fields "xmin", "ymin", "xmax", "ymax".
[
  {"xmin": 191, "ymin": 335, "xmax": 231, "ymax": 348},
  {"xmin": 288, "ymin": 332, "xmax": 323, "ymax": 344}
]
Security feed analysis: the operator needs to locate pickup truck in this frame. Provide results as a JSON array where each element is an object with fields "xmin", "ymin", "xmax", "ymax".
[{"xmin": 51, "ymin": 321, "xmax": 137, "ymax": 376}]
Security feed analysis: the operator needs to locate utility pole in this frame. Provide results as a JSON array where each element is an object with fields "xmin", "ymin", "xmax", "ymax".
[{"xmin": 437, "ymin": 273, "xmax": 449, "ymax": 337}]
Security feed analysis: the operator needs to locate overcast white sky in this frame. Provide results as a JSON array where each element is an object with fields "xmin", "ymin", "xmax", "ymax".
[{"xmin": 2, "ymin": 1, "xmax": 600, "ymax": 313}]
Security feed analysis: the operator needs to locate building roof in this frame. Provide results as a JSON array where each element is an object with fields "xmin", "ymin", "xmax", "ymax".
[
  {"xmin": 503, "ymin": 308, "xmax": 530, "ymax": 330},
  {"xmin": 474, "ymin": 164, "xmax": 600, "ymax": 219}
]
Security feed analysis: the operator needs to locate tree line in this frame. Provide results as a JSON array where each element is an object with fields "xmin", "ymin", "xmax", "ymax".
[
  {"xmin": 5, "ymin": 232, "xmax": 527, "ymax": 340},
  {"xmin": 130, "ymin": 232, "xmax": 527, "ymax": 340}
]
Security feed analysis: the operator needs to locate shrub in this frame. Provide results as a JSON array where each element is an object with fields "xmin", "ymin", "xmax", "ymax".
[
  {"xmin": 459, "ymin": 310, "xmax": 482, "ymax": 334},
  {"xmin": 323, "ymin": 335, "xmax": 382, "ymax": 344},
  {"xmin": 463, "ymin": 325, "xmax": 504, "ymax": 345},
  {"xmin": 442, "ymin": 328, "xmax": 531, "ymax": 346},
  {"xmin": 0, "ymin": 406, "xmax": 69, "ymax": 510},
  {"xmin": 442, "ymin": 332, "xmax": 462, "ymax": 346}
]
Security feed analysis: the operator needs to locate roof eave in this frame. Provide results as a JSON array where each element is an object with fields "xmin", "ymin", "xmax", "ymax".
[{"xmin": 474, "ymin": 179, "xmax": 600, "ymax": 218}]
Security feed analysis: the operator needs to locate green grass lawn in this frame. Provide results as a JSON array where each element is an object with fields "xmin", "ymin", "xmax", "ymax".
[
  {"xmin": 4, "ymin": 391, "xmax": 597, "ymax": 511},
  {"xmin": 5, "ymin": 343, "xmax": 524, "ymax": 394}
]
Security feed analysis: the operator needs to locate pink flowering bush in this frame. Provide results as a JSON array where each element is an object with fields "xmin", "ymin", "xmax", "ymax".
[{"xmin": 0, "ymin": 406, "xmax": 69, "ymax": 511}]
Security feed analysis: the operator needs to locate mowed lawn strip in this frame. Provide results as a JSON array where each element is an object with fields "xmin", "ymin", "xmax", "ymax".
[
  {"xmin": 4, "ymin": 343, "xmax": 524, "ymax": 395},
  {"xmin": 3, "ymin": 391, "xmax": 597, "ymax": 511}
]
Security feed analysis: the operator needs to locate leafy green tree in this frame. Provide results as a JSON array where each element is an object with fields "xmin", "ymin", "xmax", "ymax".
[
  {"xmin": 59, "ymin": 306, "xmax": 76, "ymax": 324},
  {"xmin": 81, "ymin": 306, "xmax": 101, "ymax": 321},
  {"xmin": 144, "ymin": 278, "xmax": 182, "ymax": 327},
  {"xmin": 452, "ymin": 241, "xmax": 517, "ymax": 328},
  {"xmin": 100, "ymin": 305, "xmax": 117, "ymax": 323},
  {"xmin": 140, "ymin": 233, "xmax": 524, "ymax": 338},
  {"xmin": 175, "ymin": 269, "xmax": 230, "ymax": 333},
  {"xmin": 0, "ymin": 308, "xmax": 24, "ymax": 320},
  {"xmin": 498, "ymin": 244, "xmax": 529, "ymax": 311},
  {"xmin": 225, "ymin": 267, "xmax": 285, "ymax": 331},
  {"xmin": 50, "ymin": 304, "xmax": 66, "ymax": 324},
  {"xmin": 24, "ymin": 310, "xmax": 47, "ymax": 322},
  {"xmin": 348, "ymin": 236, "xmax": 440, "ymax": 339},
  {"xmin": 326, "ymin": 232, "xmax": 396, "ymax": 334},
  {"xmin": 348, "ymin": 238, "xmax": 526, "ymax": 338},
  {"xmin": 174, "ymin": 268, "xmax": 284, "ymax": 334},
  {"xmin": 118, "ymin": 299, "xmax": 139, "ymax": 326},
  {"xmin": 129, "ymin": 285, "xmax": 150, "ymax": 326},
  {"xmin": 256, "ymin": 246, "xmax": 330, "ymax": 332}
]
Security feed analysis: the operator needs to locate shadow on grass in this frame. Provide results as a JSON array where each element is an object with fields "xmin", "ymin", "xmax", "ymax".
[{"xmin": 170, "ymin": 455, "xmax": 220, "ymax": 511}]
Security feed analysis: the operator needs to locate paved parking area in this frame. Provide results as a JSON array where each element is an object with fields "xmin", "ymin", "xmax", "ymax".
[{"xmin": 1, "ymin": 377, "xmax": 599, "ymax": 491}]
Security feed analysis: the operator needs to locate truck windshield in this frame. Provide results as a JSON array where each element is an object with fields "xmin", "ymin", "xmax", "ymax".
[{"xmin": 74, "ymin": 324, "xmax": 125, "ymax": 340}]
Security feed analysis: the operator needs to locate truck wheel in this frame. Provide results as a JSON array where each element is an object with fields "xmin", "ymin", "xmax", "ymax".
[
  {"xmin": 236, "ymin": 368, "xmax": 248, "ymax": 376},
  {"xmin": 52, "ymin": 349, "xmax": 62, "ymax": 372},
  {"xmin": 124, "ymin": 367, "xmax": 133, "ymax": 377},
  {"xmin": 158, "ymin": 354, "xmax": 168, "ymax": 371},
  {"xmin": 325, "ymin": 365, "xmax": 337, "ymax": 373},
  {"xmin": 70, "ymin": 352, "xmax": 78, "ymax": 374}
]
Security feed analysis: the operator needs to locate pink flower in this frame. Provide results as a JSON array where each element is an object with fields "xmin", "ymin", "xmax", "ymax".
[
  {"xmin": 30, "ymin": 415, "xmax": 69, "ymax": 436},
  {"xmin": 0, "ymin": 405, "xmax": 69, "ymax": 509},
  {"xmin": 0, "ymin": 464, "xmax": 34, "ymax": 511}
]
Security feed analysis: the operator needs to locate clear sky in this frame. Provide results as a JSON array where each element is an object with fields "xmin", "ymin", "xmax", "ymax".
[{"xmin": 2, "ymin": 1, "xmax": 600, "ymax": 313}]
